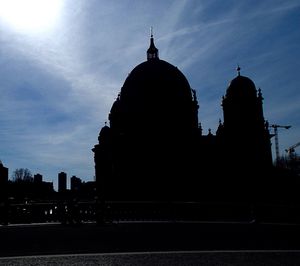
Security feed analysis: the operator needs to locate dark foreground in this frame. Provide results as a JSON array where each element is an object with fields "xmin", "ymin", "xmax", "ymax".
[
  {"xmin": 1, "ymin": 221, "xmax": 300, "ymax": 264},
  {"xmin": 1, "ymin": 251, "xmax": 300, "ymax": 266}
]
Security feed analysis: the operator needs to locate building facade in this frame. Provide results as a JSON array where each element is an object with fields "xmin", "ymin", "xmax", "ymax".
[{"xmin": 93, "ymin": 35, "xmax": 273, "ymax": 202}]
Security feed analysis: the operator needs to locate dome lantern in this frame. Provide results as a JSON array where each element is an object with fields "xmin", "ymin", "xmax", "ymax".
[{"xmin": 147, "ymin": 27, "xmax": 159, "ymax": 60}]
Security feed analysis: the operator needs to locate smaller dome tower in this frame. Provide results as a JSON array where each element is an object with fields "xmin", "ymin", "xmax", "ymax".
[
  {"xmin": 219, "ymin": 66, "xmax": 273, "ymax": 173},
  {"xmin": 222, "ymin": 66, "xmax": 264, "ymax": 130}
]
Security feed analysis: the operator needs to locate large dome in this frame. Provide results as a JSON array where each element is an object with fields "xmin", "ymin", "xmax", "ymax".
[
  {"xmin": 120, "ymin": 59, "xmax": 192, "ymax": 104},
  {"xmin": 115, "ymin": 59, "xmax": 196, "ymax": 133},
  {"xmin": 109, "ymin": 35, "xmax": 198, "ymax": 135}
]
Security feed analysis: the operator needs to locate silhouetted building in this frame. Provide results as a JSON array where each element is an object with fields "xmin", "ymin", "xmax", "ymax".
[
  {"xmin": 34, "ymin": 173, "xmax": 43, "ymax": 183},
  {"xmin": 81, "ymin": 181, "xmax": 96, "ymax": 196},
  {"xmin": 42, "ymin": 181, "xmax": 54, "ymax": 193},
  {"xmin": 93, "ymin": 34, "xmax": 273, "ymax": 202},
  {"xmin": 0, "ymin": 161, "xmax": 8, "ymax": 203},
  {"xmin": 216, "ymin": 70, "xmax": 273, "ymax": 177},
  {"xmin": 70, "ymin": 176, "xmax": 82, "ymax": 192},
  {"xmin": 0, "ymin": 161, "xmax": 8, "ymax": 184},
  {"xmin": 7, "ymin": 177, "xmax": 54, "ymax": 200},
  {"xmin": 58, "ymin": 172, "xmax": 67, "ymax": 192}
]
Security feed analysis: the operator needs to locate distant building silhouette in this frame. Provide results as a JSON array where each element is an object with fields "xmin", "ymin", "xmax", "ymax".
[
  {"xmin": 0, "ymin": 161, "xmax": 8, "ymax": 224},
  {"xmin": 58, "ymin": 172, "xmax": 67, "ymax": 192},
  {"xmin": 70, "ymin": 175, "xmax": 82, "ymax": 192},
  {"xmin": 0, "ymin": 161, "xmax": 8, "ymax": 184},
  {"xmin": 34, "ymin": 173, "xmax": 43, "ymax": 183},
  {"xmin": 93, "ymin": 34, "xmax": 275, "ymax": 202},
  {"xmin": 80, "ymin": 181, "xmax": 96, "ymax": 197},
  {"xmin": 0, "ymin": 161, "xmax": 8, "ymax": 205}
]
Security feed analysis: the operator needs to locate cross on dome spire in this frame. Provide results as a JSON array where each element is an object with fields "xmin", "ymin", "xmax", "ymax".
[{"xmin": 147, "ymin": 27, "xmax": 159, "ymax": 60}]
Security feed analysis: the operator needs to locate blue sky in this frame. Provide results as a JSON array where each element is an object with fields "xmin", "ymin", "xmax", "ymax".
[{"xmin": 0, "ymin": 0, "xmax": 299, "ymax": 190}]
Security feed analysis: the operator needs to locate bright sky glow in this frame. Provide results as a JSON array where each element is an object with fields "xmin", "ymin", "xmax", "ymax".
[{"xmin": 0, "ymin": 0, "xmax": 62, "ymax": 33}]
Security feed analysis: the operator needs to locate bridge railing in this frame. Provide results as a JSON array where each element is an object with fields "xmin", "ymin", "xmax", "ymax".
[{"xmin": 0, "ymin": 200, "xmax": 97, "ymax": 225}]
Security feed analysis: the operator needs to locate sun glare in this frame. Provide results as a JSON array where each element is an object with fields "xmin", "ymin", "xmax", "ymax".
[{"xmin": 0, "ymin": 0, "xmax": 63, "ymax": 33}]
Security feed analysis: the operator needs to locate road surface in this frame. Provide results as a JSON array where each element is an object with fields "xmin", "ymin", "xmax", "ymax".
[{"xmin": 1, "ymin": 222, "xmax": 300, "ymax": 264}]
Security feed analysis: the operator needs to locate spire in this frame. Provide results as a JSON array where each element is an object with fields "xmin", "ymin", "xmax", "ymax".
[
  {"xmin": 147, "ymin": 27, "xmax": 159, "ymax": 60},
  {"xmin": 237, "ymin": 64, "xmax": 241, "ymax": 76}
]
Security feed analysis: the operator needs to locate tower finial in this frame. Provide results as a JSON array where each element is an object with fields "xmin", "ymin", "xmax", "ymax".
[
  {"xmin": 258, "ymin": 87, "xmax": 263, "ymax": 99},
  {"xmin": 237, "ymin": 64, "xmax": 241, "ymax": 76},
  {"xmin": 147, "ymin": 28, "xmax": 159, "ymax": 60}
]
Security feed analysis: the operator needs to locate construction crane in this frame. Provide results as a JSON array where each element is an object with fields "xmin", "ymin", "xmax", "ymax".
[
  {"xmin": 270, "ymin": 124, "xmax": 291, "ymax": 164},
  {"xmin": 285, "ymin": 141, "xmax": 300, "ymax": 158}
]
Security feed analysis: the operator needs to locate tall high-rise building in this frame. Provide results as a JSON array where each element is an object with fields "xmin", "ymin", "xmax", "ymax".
[{"xmin": 58, "ymin": 172, "xmax": 67, "ymax": 192}]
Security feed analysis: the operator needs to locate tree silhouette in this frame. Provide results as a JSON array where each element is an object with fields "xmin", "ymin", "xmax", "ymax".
[{"xmin": 12, "ymin": 168, "xmax": 33, "ymax": 182}]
